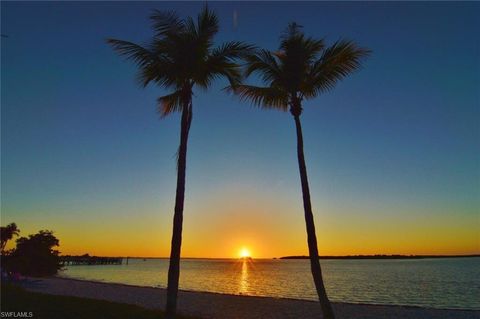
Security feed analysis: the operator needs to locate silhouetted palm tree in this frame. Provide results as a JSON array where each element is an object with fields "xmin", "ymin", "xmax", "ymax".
[
  {"xmin": 232, "ymin": 23, "xmax": 370, "ymax": 319},
  {"xmin": 1, "ymin": 223, "xmax": 20, "ymax": 253},
  {"xmin": 107, "ymin": 6, "xmax": 252, "ymax": 319}
]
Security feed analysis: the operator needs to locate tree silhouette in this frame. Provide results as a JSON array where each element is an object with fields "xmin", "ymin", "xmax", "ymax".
[
  {"xmin": 232, "ymin": 23, "xmax": 370, "ymax": 319},
  {"xmin": 7, "ymin": 230, "xmax": 60, "ymax": 276},
  {"xmin": 107, "ymin": 6, "xmax": 253, "ymax": 318},
  {"xmin": 1, "ymin": 223, "xmax": 20, "ymax": 253}
]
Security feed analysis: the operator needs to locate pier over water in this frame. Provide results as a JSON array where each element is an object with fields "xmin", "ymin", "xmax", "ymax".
[{"xmin": 60, "ymin": 255, "xmax": 123, "ymax": 266}]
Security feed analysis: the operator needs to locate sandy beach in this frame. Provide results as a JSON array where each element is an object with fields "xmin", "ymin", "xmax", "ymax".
[{"xmin": 18, "ymin": 277, "xmax": 479, "ymax": 319}]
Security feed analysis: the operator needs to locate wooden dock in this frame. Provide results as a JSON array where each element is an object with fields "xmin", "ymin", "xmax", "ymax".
[{"xmin": 60, "ymin": 256, "xmax": 123, "ymax": 266}]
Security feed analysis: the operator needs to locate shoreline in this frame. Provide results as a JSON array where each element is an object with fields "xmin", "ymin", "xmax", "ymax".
[
  {"xmin": 18, "ymin": 276, "xmax": 480, "ymax": 319},
  {"xmin": 280, "ymin": 255, "xmax": 480, "ymax": 260}
]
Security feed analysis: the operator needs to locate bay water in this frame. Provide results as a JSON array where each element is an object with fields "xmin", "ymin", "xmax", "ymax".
[{"xmin": 59, "ymin": 257, "xmax": 480, "ymax": 310}]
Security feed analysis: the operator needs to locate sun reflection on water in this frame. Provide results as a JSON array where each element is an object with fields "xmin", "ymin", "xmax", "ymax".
[{"xmin": 239, "ymin": 258, "xmax": 252, "ymax": 294}]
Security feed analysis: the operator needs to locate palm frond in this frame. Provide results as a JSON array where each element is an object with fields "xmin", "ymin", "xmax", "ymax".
[
  {"xmin": 197, "ymin": 5, "xmax": 219, "ymax": 42},
  {"xmin": 106, "ymin": 39, "xmax": 155, "ymax": 68},
  {"xmin": 230, "ymin": 85, "xmax": 288, "ymax": 110},
  {"xmin": 212, "ymin": 41, "xmax": 256, "ymax": 61},
  {"xmin": 111, "ymin": 7, "xmax": 259, "ymax": 116},
  {"xmin": 157, "ymin": 90, "xmax": 184, "ymax": 117},
  {"xmin": 150, "ymin": 10, "xmax": 184, "ymax": 38},
  {"xmin": 136, "ymin": 62, "xmax": 172, "ymax": 88},
  {"xmin": 305, "ymin": 39, "xmax": 370, "ymax": 98},
  {"xmin": 108, "ymin": 38, "xmax": 179, "ymax": 88},
  {"xmin": 245, "ymin": 49, "xmax": 283, "ymax": 84},
  {"xmin": 196, "ymin": 62, "xmax": 242, "ymax": 90},
  {"xmin": 185, "ymin": 16, "xmax": 198, "ymax": 39},
  {"xmin": 196, "ymin": 41, "xmax": 255, "ymax": 88},
  {"xmin": 280, "ymin": 33, "xmax": 324, "ymax": 59},
  {"xmin": 276, "ymin": 34, "xmax": 325, "ymax": 93},
  {"xmin": 302, "ymin": 37, "xmax": 325, "ymax": 61}
]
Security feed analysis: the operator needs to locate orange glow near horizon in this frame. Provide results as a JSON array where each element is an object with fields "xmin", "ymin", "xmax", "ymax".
[
  {"xmin": 5, "ymin": 210, "xmax": 478, "ymax": 258},
  {"xmin": 2, "ymin": 185, "xmax": 479, "ymax": 258}
]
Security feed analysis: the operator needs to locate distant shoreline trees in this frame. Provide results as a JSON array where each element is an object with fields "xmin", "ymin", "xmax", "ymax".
[{"xmin": 279, "ymin": 254, "xmax": 480, "ymax": 260}]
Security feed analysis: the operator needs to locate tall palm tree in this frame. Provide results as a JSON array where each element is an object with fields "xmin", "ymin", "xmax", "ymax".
[
  {"xmin": 232, "ymin": 23, "xmax": 370, "ymax": 319},
  {"xmin": 107, "ymin": 7, "xmax": 252, "ymax": 319},
  {"xmin": 1, "ymin": 222, "xmax": 20, "ymax": 253}
]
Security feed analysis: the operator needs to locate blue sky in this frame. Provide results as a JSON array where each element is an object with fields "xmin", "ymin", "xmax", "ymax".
[{"xmin": 1, "ymin": 2, "xmax": 479, "ymax": 257}]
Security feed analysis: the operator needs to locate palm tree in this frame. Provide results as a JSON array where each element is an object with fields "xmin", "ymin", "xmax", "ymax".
[
  {"xmin": 232, "ymin": 23, "xmax": 370, "ymax": 319},
  {"xmin": 1, "ymin": 223, "xmax": 20, "ymax": 253},
  {"xmin": 107, "ymin": 6, "xmax": 252, "ymax": 319}
]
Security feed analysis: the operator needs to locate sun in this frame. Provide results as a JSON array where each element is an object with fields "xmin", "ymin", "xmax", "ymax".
[{"xmin": 239, "ymin": 247, "xmax": 251, "ymax": 258}]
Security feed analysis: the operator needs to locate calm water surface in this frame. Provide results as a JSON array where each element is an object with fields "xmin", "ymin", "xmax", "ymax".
[{"xmin": 59, "ymin": 257, "xmax": 480, "ymax": 310}]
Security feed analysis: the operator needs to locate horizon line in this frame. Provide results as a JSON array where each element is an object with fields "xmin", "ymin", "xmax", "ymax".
[{"xmin": 59, "ymin": 254, "xmax": 480, "ymax": 259}]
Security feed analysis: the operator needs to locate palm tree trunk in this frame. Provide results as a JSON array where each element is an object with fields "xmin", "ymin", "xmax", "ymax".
[
  {"xmin": 293, "ymin": 114, "xmax": 335, "ymax": 319},
  {"xmin": 165, "ymin": 100, "xmax": 192, "ymax": 319}
]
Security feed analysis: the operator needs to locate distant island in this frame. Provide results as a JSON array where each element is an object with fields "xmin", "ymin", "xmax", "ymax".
[{"xmin": 279, "ymin": 254, "xmax": 480, "ymax": 260}]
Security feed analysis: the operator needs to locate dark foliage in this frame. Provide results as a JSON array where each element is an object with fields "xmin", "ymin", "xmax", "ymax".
[
  {"xmin": 1, "ymin": 223, "xmax": 20, "ymax": 253},
  {"xmin": 4, "ymin": 230, "xmax": 61, "ymax": 277}
]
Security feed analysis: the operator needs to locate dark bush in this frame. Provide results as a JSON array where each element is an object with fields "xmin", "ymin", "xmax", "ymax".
[{"xmin": 5, "ymin": 230, "xmax": 61, "ymax": 276}]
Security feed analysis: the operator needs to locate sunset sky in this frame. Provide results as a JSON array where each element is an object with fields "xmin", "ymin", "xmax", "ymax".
[{"xmin": 1, "ymin": 2, "xmax": 479, "ymax": 258}]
